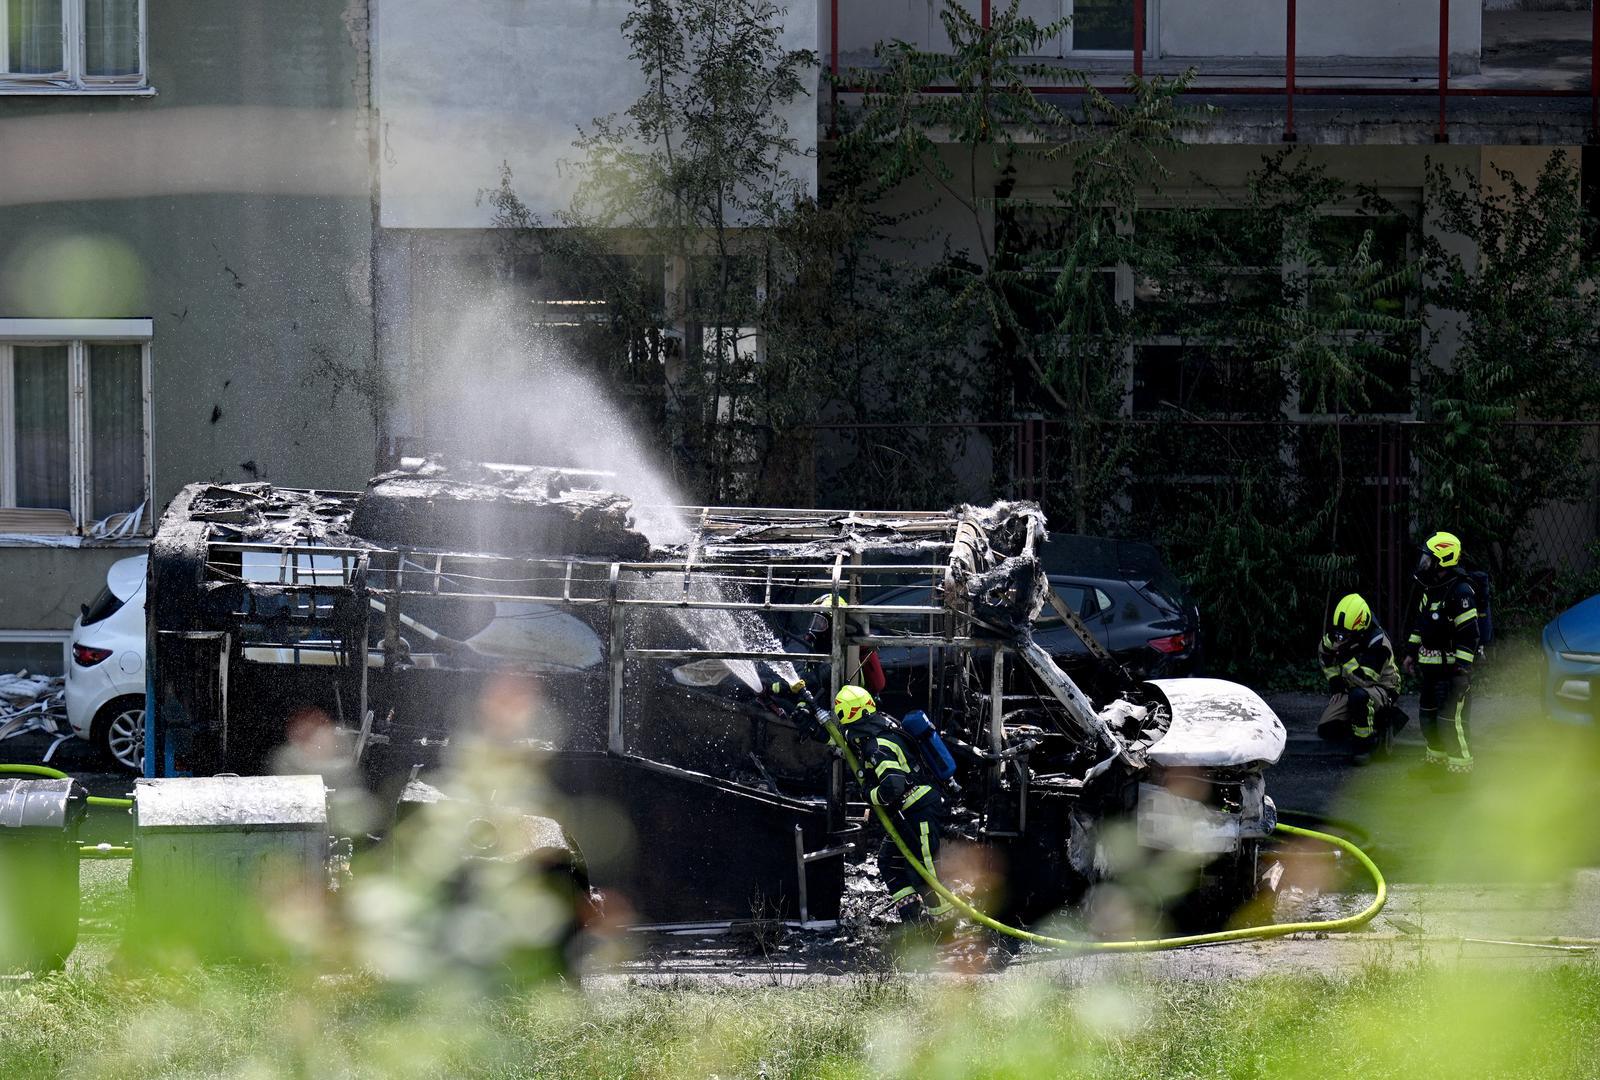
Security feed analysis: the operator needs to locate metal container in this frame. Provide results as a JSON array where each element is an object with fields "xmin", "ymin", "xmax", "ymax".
[
  {"xmin": 0, "ymin": 778, "xmax": 88, "ymax": 972},
  {"xmin": 132, "ymin": 774, "xmax": 328, "ymax": 959}
]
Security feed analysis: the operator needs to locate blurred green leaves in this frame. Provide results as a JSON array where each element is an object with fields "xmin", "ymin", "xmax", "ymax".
[{"xmin": 0, "ymin": 232, "xmax": 146, "ymax": 316}]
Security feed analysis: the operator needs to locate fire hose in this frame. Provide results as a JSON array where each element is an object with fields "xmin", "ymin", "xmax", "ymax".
[
  {"xmin": 819, "ymin": 716, "xmax": 1389, "ymax": 951},
  {"xmin": 0, "ymin": 763, "xmax": 133, "ymax": 809}
]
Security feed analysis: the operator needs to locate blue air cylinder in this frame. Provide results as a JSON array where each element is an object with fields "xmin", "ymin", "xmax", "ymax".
[{"xmin": 900, "ymin": 710, "xmax": 957, "ymax": 781}]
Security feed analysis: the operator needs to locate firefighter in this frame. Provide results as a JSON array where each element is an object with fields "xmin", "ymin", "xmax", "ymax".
[
  {"xmin": 1402, "ymin": 531, "xmax": 1480, "ymax": 780},
  {"xmin": 1316, "ymin": 593, "xmax": 1401, "ymax": 764},
  {"xmin": 803, "ymin": 595, "xmax": 886, "ymax": 695},
  {"xmin": 816, "ymin": 685, "xmax": 949, "ymax": 925}
]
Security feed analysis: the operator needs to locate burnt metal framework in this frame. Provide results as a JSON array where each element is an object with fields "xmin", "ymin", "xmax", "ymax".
[{"xmin": 145, "ymin": 483, "xmax": 1086, "ymax": 925}]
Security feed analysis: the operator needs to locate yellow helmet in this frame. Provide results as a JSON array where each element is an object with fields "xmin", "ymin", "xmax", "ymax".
[
  {"xmin": 1331, "ymin": 593, "xmax": 1372, "ymax": 635},
  {"xmin": 833, "ymin": 685, "xmax": 877, "ymax": 725},
  {"xmin": 812, "ymin": 594, "xmax": 848, "ymax": 609},
  {"xmin": 1424, "ymin": 531, "xmax": 1462, "ymax": 568}
]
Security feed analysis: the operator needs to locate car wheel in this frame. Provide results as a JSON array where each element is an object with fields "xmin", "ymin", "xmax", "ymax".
[{"xmin": 94, "ymin": 697, "xmax": 146, "ymax": 772}]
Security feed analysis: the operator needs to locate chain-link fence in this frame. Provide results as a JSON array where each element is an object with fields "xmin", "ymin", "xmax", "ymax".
[{"xmin": 809, "ymin": 418, "xmax": 1600, "ymax": 675}]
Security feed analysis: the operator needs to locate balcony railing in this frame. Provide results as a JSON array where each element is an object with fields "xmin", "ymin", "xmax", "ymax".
[{"xmin": 827, "ymin": 1, "xmax": 1599, "ymax": 143}]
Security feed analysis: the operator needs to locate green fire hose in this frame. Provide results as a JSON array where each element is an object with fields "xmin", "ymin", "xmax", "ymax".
[
  {"xmin": 5, "ymin": 724, "xmax": 1388, "ymax": 941},
  {"xmin": 0, "ymin": 763, "xmax": 134, "ymax": 809},
  {"xmin": 822, "ymin": 718, "xmax": 1388, "ymax": 951}
]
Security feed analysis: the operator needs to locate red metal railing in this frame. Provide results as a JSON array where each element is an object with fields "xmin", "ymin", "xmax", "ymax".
[{"xmin": 827, "ymin": 0, "xmax": 1599, "ymax": 144}]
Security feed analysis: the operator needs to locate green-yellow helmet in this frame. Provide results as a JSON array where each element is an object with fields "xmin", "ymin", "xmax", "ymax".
[
  {"xmin": 833, "ymin": 685, "xmax": 877, "ymax": 725},
  {"xmin": 813, "ymin": 594, "xmax": 848, "ymax": 609},
  {"xmin": 1332, "ymin": 593, "xmax": 1373, "ymax": 634},
  {"xmin": 1424, "ymin": 531, "xmax": 1462, "ymax": 568}
]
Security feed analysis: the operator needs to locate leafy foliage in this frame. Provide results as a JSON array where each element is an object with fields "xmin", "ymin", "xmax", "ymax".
[
  {"xmin": 1409, "ymin": 152, "xmax": 1600, "ymax": 596},
  {"xmin": 476, "ymin": 0, "xmax": 1595, "ymax": 676},
  {"xmin": 483, "ymin": 0, "xmax": 979, "ymax": 507}
]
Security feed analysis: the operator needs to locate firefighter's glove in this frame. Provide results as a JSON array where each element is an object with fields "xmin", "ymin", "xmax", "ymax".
[
  {"xmin": 942, "ymin": 778, "xmax": 963, "ymax": 802},
  {"xmin": 792, "ymin": 705, "xmax": 828, "ymax": 743}
]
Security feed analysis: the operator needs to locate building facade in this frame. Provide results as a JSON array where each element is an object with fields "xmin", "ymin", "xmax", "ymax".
[
  {"xmin": 0, "ymin": 0, "xmax": 378, "ymax": 667},
  {"xmin": 0, "ymin": 0, "xmax": 1594, "ymax": 668}
]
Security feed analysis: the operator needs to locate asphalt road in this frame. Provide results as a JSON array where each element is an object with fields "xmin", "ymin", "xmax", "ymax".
[{"xmin": 1262, "ymin": 689, "xmax": 1600, "ymax": 884}]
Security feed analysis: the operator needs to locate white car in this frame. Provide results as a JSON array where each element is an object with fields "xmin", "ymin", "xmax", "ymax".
[{"xmin": 65, "ymin": 555, "xmax": 147, "ymax": 771}]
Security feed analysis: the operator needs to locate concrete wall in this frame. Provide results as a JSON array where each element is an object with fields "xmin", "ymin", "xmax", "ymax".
[
  {"xmin": 0, "ymin": 0, "xmax": 377, "ymax": 631},
  {"xmin": 376, "ymin": 0, "xmax": 820, "ymax": 228},
  {"xmin": 824, "ymin": 0, "xmax": 1481, "ymax": 68}
]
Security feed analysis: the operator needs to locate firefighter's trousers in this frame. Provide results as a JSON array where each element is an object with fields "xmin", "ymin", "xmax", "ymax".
[
  {"xmin": 1418, "ymin": 667, "xmax": 1473, "ymax": 773},
  {"xmin": 879, "ymin": 789, "xmax": 947, "ymax": 916},
  {"xmin": 1317, "ymin": 684, "xmax": 1394, "ymax": 754}
]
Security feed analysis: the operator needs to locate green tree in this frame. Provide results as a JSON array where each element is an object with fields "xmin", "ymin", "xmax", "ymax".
[
  {"xmin": 483, "ymin": 0, "xmax": 976, "ymax": 506},
  {"xmin": 1414, "ymin": 152, "xmax": 1600, "ymax": 596},
  {"xmin": 843, "ymin": 0, "xmax": 1205, "ymax": 531}
]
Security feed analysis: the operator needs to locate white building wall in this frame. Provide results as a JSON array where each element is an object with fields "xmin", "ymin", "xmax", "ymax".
[
  {"xmin": 376, "ymin": 0, "xmax": 819, "ymax": 229},
  {"xmin": 1158, "ymin": 0, "xmax": 1480, "ymax": 66},
  {"xmin": 823, "ymin": 0, "xmax": 1482, "ymax": 68}
]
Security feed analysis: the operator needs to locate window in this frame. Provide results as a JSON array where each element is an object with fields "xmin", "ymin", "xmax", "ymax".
[
  {"xmin": 1030, "ymin": 0, "xmax": 1148, "ymax": 56},
  {"xmin": 1067, "ymin": 0, "xmax": 1139, "ymax": 52},
  {"xmin": 1131, "ymin": 208, "xmax": 1287, "ymax": 418},
  {"xmin": 1293, "ymin": 211, "xmax": 1415, "ymax": 415},
  {"xmin": 0, "ymin": 0, "xmax": 146, "ymax": 91},
  {"xmin": 0, "ymin": 319, "xmax": 151, "ymax": 536},
  {"xmin": 998, "ymin": 194, "xmax": 1420, "ymax": 421}
]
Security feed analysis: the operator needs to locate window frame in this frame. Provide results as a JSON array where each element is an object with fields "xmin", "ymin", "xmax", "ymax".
[
  {"xmin": 1062, "ymin": 0, "xmax": 1153, "ymax": 58},
  {"xmin": 1000, "ymin": 188, "xmax": 1422, "ymax": 422},
  {"xmin": 0, "ymin": 318, "xmax": 154, "ymax": 537},
  {"xmin": 0, "ymin": 629, "xmax": 73, "ymax": 675},
  {"xmin": 0, "ymin": 0, "xmax": 151, "ymax": 95}
]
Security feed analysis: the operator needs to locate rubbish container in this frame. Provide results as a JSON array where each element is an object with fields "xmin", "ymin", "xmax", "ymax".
[
  {"xmin": 132, "ymin": 774, "xmax": 328, "ymax": 960},
  {"xmin": 0, "ymin": 778, "xmax": 88, "ymax": 972}
]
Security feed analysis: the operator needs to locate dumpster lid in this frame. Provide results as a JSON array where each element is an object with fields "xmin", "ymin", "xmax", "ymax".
[
  {"xmin": 0, "ymin": 778, "xmax": 87, "ymax": 830},
  {"xmin": 134, "ymin": 775, "xmax": 327, "ymax": 831}
]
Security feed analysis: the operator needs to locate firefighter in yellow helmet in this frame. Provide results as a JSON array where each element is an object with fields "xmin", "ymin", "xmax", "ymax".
[
  {"xmin": 829, "ymin": 685, "xmax": 950, "ymax": 926},
  {"xmin": 1402, "ymin": 531, "xmax": 1480, "ymax": 780},
  {"xmin": 1316, "ymin": 593, "xmax": 1401, "ymax": 764},
  {"xmin": 804, "ymin": 595, "xmax": 886, "ymax": 694}
]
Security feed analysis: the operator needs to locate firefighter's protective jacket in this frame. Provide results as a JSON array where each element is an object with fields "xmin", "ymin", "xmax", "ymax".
[
  {"xmin": 1406, "ymin": 575, "xmax": 1481, "ymax": 669},
  {"xmin": 841, "ymin": 715, "xmax": 936, "ymax": 814},
  {"xmin": 1318, "ymin": 626, "xmax": 1401, "ymax": 693}
]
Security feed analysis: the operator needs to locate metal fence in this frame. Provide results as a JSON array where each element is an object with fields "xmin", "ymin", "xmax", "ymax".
[{"xmin": 809, "ymin": 418, "xmax": 1600, "ymax": 647}]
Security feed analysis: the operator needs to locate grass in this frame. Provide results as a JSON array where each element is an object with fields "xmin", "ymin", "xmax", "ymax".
[
  {"xmin": 4, "ymin": 960, "xmax": 1600, "ymax": 1078},
  {"xmin": 8, "ymin": 813, "xmax": 1600, "ymax": 1077}
]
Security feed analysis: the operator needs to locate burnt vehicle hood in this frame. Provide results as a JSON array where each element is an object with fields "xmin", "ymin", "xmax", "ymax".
[{"xmin": 1141, "ymin": 678, "xmax": 1286, "ymax": 768}]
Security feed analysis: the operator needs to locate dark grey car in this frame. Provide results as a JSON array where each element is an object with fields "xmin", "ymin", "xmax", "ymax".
[{"xmin": 863, "ymin": 534, "xmax": 1203, "ymax": 710}]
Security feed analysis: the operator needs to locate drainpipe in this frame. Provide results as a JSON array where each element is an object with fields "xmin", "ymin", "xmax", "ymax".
[
  {"xmin": 1283, "ymin": 0, "xmax": 1297, "ymax": 142},
  {"xmin": 829, "ymin": 0, "xmax": 839, "ymax": 137},
  {"xmin": 1436, "ymin": 0, "xmax": 1450, "ymax": 143},
  {"xmin": 1133, "ymin": 0, "xmax": 1143, "ymax": 78}
]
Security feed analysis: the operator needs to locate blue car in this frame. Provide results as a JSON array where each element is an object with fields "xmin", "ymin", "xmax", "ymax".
[{"xmin": 1543, "ymin": 594, "xmax": 1600, "ymax": 725}]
